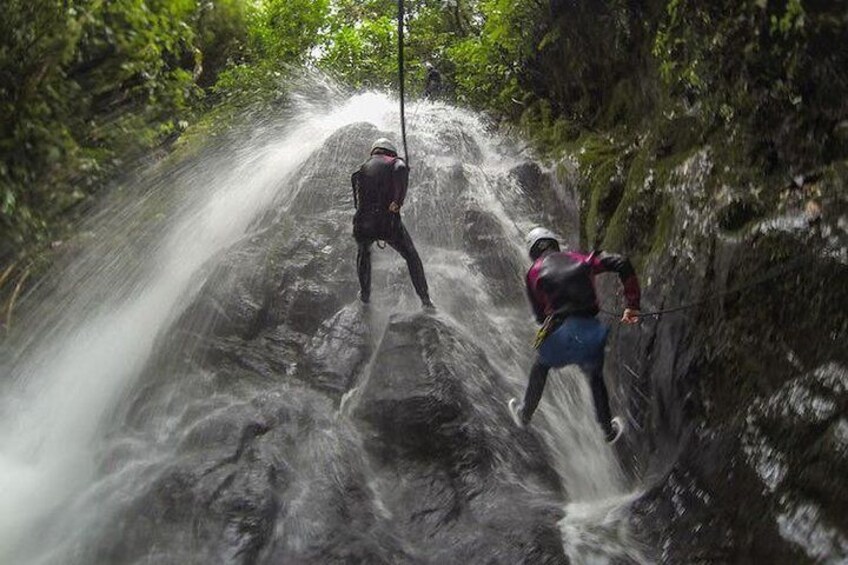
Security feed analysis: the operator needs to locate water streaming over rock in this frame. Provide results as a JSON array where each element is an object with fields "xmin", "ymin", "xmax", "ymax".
[{"xmin": 1, "ymin": 86, "xmax": 646, "ymax": 563}]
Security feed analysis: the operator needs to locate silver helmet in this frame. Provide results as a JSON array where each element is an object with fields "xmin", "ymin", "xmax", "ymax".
[
  {"xmin": 525, "ymin": 227, "xmax": 560, "ymax": 259},
  {"xmin": 371, "ymin": 138, "xmax": 398, "ymax": 155}
]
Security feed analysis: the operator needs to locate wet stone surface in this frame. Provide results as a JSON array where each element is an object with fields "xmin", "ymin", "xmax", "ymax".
[
  {"xmin": 610, "ymin": 151, "xmax": 848, "ymax": 563},
  {"xmin": 72, "ymin": 118, "xmax": 576, "ymax": 564},
  {"xmin": 352, "ymin": 313, "xmax": 568, "ymax": 564}
]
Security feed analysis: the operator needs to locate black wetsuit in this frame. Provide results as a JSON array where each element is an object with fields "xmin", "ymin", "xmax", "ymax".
[
  {"xmin": 352, "ymin": 153, "xmax": 429, "ymax": 303},
  {"xmin": 423, "ymin": 68, "xmax": 443, "ymax": 99}
]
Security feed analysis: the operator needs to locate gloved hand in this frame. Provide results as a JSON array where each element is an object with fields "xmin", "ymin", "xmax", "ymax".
[{"xmin": 621, "ymin": 308, "xmax": 640, "ymax": 324}]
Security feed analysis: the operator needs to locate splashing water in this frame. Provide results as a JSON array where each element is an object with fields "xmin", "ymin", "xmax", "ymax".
[{"xmin": 0, "ymin": 84, "xmax": 644, "ymax": 563}]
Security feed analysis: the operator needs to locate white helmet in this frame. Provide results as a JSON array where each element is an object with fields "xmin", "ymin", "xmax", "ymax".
[
  {"xmin": 371, "ymin": 138, "xmax": 398, "ymax": 155},
  {"xmin": 525, "ymin": 227, "xmax": 560, "ymax": 258}
]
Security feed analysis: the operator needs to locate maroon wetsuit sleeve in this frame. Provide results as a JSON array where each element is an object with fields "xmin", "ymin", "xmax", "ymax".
[
  {"xmin": 393, "ymin": 159, "xmax": 409, "ymax": 206},
  {"xmin": 591, "ymin": 251, "xmax": 641, "ymax": 310}
]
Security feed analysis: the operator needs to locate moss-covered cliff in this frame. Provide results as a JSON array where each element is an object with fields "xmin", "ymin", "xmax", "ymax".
[{"xmin": 502, "ymin": 1, "xmax": 848, "ymax": 560}]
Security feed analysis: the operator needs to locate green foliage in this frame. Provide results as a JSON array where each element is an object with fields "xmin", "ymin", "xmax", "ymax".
[
  {"xmin": 314, "ymin": 0, "xmax": 477, "ymax": 92},
  {"xmin": 194, "ymin": 0, "xmax": 251, "ymax": 87},
  {"xmin": 447, "ymin": 0, "xmax": 542, "ymax": 112},
  {"xmin": 248, "ymin": 0, "xmax": 329, "ymax": 63},
  {"xmin": 0, "ymin": 0, "xmax": 329, "ymax": 262},
  {"xmin": 318, "ymin": 14, "xmax": 397, "ymax": 89},
  {"xmin": 653, "ymin": 0, "xmax": 848, "ymax": 170},
  {"xmin": 4, "ymin": 0, "xmax": 846, "ymax": 268},
  {"xmin": 0, "ymin": 0, "xmax": 202, "ymax": 259},
  {"xmin": 210, "ymin": 0, "xmax": 328, "ymax": 109}
]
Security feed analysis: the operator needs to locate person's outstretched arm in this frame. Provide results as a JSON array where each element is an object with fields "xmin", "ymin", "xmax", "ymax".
[{"xmin": 591, "ymin": 251, "xmax": 641, "ymax": 323}]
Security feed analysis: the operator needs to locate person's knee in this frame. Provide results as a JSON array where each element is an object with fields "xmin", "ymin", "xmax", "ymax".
[
  {"xmin": 406, "ymin": 250, "xmax": 423, "ymax": 266},
  {"xmin": 398, "ymin": 244, "xmax": 421, "ymax": 265}
]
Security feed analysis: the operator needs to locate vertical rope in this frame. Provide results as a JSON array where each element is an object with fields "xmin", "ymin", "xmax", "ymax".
[{"xmin": 397, "ymin": 0, "xmax": 409, "ymax": 166}]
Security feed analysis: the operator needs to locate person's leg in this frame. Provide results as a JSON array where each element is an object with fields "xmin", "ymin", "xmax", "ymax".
[
  {"xmin": 387, "ymin": 222, "xmax": 430, "ymax": 302},
  {"xmin": 356, "ymin": 240, "xmax": 373, "ymax": 302},
  {"xmin": 576, "ymin": 318, "xmax": 615, "ymax": 439},
  {"xmin": 519, "ymin": 359, "xmax": 551, "ymax": 424},
  {"xmin": 537, "ymin": 316, "xmax": 613, "ymax": 435},
  {"xmin": 580, "ymin": 357, "xmax": 614, "ymax": 439},
  {"xmin": 521, "ymin": 319, "xmax": 584, "ymax": 425}
]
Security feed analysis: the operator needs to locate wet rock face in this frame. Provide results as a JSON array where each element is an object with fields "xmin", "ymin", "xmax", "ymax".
[
  {"xmin": 92, "ymin": 386, "xmax": 417, "ymax": 564},
  {"xmin": 303, "ymin": 302, "xmax": 372, "ymax": 394},
  {"xmin": 462, "ymin": 207, "xmax": 525, "ymax": 303},
  {"xmin": 352, "ymin": 313, "xmax": 568, "ymax": 564},
  {"xmin": 509, "ymin": 161, "xmax": 579, "ymax": 240},
  {"xmin": 78, "ymin": 120, "xmax": 573, "ymax": 564},
  {"xmin": 102, "ymin": 313, "xmax": 568, "ymax": 564},
  {"xmin": 743, "ymin": 363, "xmax": 848, "ymax": 560},
  {"xmin": 608, "ymin": 151, "xmax": 848, "ymax": 562}
]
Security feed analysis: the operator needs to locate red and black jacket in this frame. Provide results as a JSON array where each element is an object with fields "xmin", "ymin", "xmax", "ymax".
[{"xmin": 526, "ymin": 250, "xmax": 641, "ymax": 323}]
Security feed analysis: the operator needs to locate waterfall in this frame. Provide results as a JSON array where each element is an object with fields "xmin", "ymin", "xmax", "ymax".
[{"xmin": 0, "ymin": 85, "xmax": 643, "ymax": 564}]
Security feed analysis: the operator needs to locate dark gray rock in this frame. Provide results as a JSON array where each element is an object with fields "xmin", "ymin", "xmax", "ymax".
[
  {"xmin": 53, "ymin": 118, "xmax": 585, "ymax": 565},
  {"xmin": 462, "ymin": 207, "xmax": 525, "ymax": 303},
  {"xmin": 303, "ymin": 301, "xmax": 373, "ymax": 395},
  {"xmin": 88, "ymin": 385, "xmax": 417, "ymax": 564},
  {"xmin": 352, "ymin": 313, "xmax": 569, "ymax": 564},
  {"xmin": 611, "ymin": 153, "xmax": 848, "ymax": 563}
]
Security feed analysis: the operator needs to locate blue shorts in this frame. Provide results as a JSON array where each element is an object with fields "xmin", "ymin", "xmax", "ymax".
[{"xmin": 537, "ymin": 316, "xmax": 609, "ymax": 368}]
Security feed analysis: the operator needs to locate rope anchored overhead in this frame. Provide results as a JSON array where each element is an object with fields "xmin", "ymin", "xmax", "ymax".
[{"xmin": 397, "ymin": 0, "xmax": 410, "ymax": 166}]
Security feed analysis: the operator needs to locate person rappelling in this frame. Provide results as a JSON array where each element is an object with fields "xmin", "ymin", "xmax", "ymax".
[
  {"xmin": 508, "ymin": 227, "xmax": 641, "ymax": 444},
  {"xmin": 351, "ymin": 138, "xmax": 434, "ymax": 310},
  {"xmin": 422, "ymin": 62, "xmax": 443, "ymax": 99}
]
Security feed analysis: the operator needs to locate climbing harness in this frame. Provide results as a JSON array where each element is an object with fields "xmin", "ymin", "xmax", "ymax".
[
  {"xmin": 397, "ymin": 0, "xmax": 410, "ymax": 166},
  {"xmin": 533, "ymin": 315, "xmax": 556, "ymax": 349}
]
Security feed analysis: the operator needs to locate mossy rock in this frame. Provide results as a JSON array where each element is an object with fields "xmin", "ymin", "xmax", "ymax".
[
  {"xmin": 715, "ymin": 194, "xmax": 767, "ymax": 233},
  {"xmin": 601, "ymin": 149, "xmax": 658, "ymax": 254},
  {"xmin": 569, "ymin": 134, "xmax": 632, "ymax": 248},
  {"xmin": 519, "ymin": 100, "xmax": 580, "ymax": 156},
  {"xmin": 648, "ymin": 199, "xmax": 676, "ymax": 261},
  {"xmin": 654, "ymin": 114, "xmax": 703, "ymax": 158}
]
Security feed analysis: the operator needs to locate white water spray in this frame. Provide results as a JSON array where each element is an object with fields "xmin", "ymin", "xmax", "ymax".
[
  {"xmin": 0, "ymin": 91, "xmax": 397, "ymax": 562},
  {"xmin": 1, "ymin": 88, "xmax": 645, "ymax": 563}
]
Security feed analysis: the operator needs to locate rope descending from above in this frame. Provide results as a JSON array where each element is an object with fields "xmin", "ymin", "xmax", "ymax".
[{"xmin": 397, "ymin": 0, "xmax": 409, "ymax": 166}]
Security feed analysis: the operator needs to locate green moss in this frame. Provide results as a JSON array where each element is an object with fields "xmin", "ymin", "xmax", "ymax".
[
  {"xmin": 601, "ymin": 78, "xmax": 652, "ymax": 129},
  {"xmin": 653, "ymin": 114, "xmax": 703, "ymax": 158},
  {"xmin": 566, "ymin": 134, "xmax": 630, "ymax": 248},
  {"xmin": 519, "ymin": 100, "xmax": 580, "ymax": 157},
  {"xmin": 601, "ymin": 149, "xmax": 655, "ymax": 254}
]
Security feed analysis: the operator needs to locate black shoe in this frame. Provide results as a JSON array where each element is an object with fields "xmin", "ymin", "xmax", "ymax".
[
  {"xmin": 508, "ymin": 398, "xmax": 527, "ymax": 428},
  {"xmin": 606, "ymin": 416, "xmax": 625, "ymax": 444},
  {"xmin": 358, "ymin": 291, "xmax": 370, "ymax": 304},
  {"xmin": 421, "ymin": 298, "xmax": 435, "ymax": 311}
]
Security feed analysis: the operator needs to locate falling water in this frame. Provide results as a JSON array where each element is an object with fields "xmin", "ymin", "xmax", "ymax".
[{"xmin": 0, "ymin": 84, "xmax": 646, "ymax": 563}]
